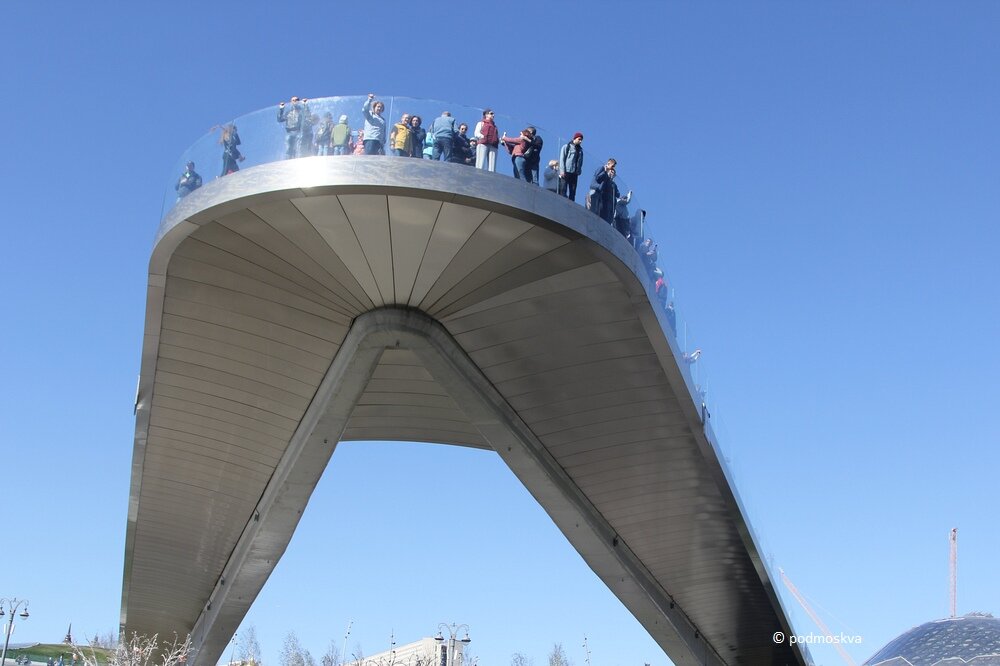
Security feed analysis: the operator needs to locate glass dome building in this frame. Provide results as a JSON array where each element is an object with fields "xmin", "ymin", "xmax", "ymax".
[{"xmin": 865, "ymin": 613, "xmax": 1000, "ymax": 665}]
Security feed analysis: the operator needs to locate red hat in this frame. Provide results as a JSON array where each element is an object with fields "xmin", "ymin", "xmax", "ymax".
[{"xmin": 573, "ymin": 132, "xmax": 584, "ymax": 140}]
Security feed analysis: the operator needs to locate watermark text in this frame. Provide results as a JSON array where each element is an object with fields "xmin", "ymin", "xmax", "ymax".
[{"xmin": 772, "ymin": 631, "xmax": 863, "ymax": 646}]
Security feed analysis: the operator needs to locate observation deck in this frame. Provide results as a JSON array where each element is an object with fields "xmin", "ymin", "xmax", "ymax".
[{"xmin": 123, "ymin": 96, "xmax": 807, "ymax": 666}]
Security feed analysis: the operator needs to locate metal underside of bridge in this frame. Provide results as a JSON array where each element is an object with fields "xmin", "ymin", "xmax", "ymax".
[{"xmin": 122, "ymin": 158, "xmax": 805, "ymax": 666}]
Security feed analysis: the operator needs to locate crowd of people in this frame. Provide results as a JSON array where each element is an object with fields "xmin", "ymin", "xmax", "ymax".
[{"xmin": 173, "ymin": 94, "xmax": 683, "ymax": 342}]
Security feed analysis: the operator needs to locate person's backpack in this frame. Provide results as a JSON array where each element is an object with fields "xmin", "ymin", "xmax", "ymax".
[
  {"xmin": 284, "ymin": 106, "xmax": 301, "ymax": 131},
  {"xmin": 333, "ymin": 122, "xmax": 350, "ymax": 146},
  {"xmin": 316, "ymin": 120, "xmax": 331, "ymax": 142}
]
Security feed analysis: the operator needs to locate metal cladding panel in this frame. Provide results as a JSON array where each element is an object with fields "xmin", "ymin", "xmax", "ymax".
[
  {"xmin": 342, "ymin": 349, "xmax": 487, "ymax": 448},
  {"xmin": 153, "ymin": 357, "xmax": 312, "ymax": 414},
  {"xmin": 127, "ymin": 158, "xmax": 805, "ymax": 666},
  {"xmin": 159, "ymin": 296, "xmax": 342, "ymax": 359},
  {"xmin": 170, "ymin": 237, "xmax": 354, "ymax": 316},
  {"xmin": 408, "ymin": 202, "xmax": 491, "ymax": 306},
  {"xmin": 250, "ymin": 199, "xmax": 370, "ymax": 313},
  {"xmin": 427, "ymin": 225, "xmax": 570, "ymax": 312},
  {"xmin": 418, "ymin": 212, "xmax": 534, "ymax": 312},
  {"xmin": 287, "ymin": 195, "xmax": 380, "ymax": 310},
  {"xmin": 154, "ymin": 370, "xmax": 313, "ymax": 416},
  {"xmin": 386, "ymin": 196, "xmax": 443, "ymax": 303},
  {"xmin": 440, "ymin": 261, "xmax": 619, "ymax": 323},
  {"xmin": 338, "ymin": 194, "xmax": 394, "ymax": 304},
  {"xmin": 211, "ymin": 208, "xmax": 364, "ymax": 316},
  {"xmin": 434, "ymin": 240, "xmax": 598, "ymax": 321}
]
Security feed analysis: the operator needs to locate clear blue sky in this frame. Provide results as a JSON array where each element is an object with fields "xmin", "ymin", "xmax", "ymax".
[{"xmin": 2, "ymin": 3, "xmax": 999, "ymax": 666}]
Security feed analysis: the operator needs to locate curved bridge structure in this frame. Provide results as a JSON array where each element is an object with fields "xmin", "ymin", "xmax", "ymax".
[{"xmin": 124, "ymin": 155, "xmax": 805, "ymax": 665}]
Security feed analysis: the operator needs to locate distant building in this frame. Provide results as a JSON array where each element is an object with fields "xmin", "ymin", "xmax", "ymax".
[
  {"xmin": 345, "ymin": 637, "xmax": 469, "ymax": 666},
  {"xmin": 865, "ymin": 612, "xmax": 1000, "ymax": 665}
]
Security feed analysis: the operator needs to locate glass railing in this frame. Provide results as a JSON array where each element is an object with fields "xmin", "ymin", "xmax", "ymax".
[
  {"xmin": 164, "ymin": 95, "xmax": 573, "ymax": 213},
  {"xmin": 163, "ymin": 94, "xmax": 705, "ymax": 425}
]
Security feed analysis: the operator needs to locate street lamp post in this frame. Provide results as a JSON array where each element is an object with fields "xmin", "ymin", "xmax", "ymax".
[
  {"xmin": 433, "ymin": 624, "xmax": 470, "ymax": 666},
  {"xmin": 340, "ymin": 621, "xmax": 353, "ymax": 666},
  {"xmin": 0, "ymin": 598, "xmax": 31, "ymax": 666}
]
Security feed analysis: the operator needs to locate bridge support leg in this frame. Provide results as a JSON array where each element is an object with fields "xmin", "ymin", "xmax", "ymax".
[{"xmin": 187, "ymin": 307, "xmax": 724, "ymax": 666}]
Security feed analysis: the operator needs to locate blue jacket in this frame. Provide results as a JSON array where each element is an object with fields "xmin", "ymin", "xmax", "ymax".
[
  {"xmin": 590, "ymin": 165, "xmax": 613, "ymax": 195},
  {"xmin": 543, "ymin": 166, "xmax": 559, "ymax": 191},
  {"xmin": 559, "ymin": 142, "xmax": 584, "ymax": 175},
  {"xmin": 430, "ymin": 114, "xmax": 456, "ymax": 140}
]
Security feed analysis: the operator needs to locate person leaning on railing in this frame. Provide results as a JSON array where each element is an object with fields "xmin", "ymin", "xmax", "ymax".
[
  {"xmin": 175, "ymin": 161, "xmax": 202, "ymax": 200},
  {"xmin": 543, "ymin": 159, "xmax": 559, "ymax": 192},
  {"xmin": 654, "ymin": 268, "xmax": 668, "ymax": 309},
  {"xmin": 613, "ymin": 187, "xmax": 633, "ymax": 238},
  {"xmin": 430, "ymin": 111, "xmax": 456, "ymax": 162},
  {"xmin": 639, "ymin": 238, "xmax": 658, "ymax": 278}
]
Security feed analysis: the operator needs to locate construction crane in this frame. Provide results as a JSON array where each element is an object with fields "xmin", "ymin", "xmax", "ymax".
[
  {"xmin": 779, "ymin": 568, "xmax": 856, "ymax": 666},
  {"xmin": 950, "ymin": 528, "xmax": 958, "ymax": 617}
]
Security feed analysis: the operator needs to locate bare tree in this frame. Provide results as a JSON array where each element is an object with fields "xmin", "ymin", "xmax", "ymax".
[
  {"xmin": 281, "ymin": 634, "xmax": 307, "ymax": 666},
  {"xmin": 77, "ymin": 633, "xmax": 190, "ymax": 666},
  {"xmin": 511, "ymin": 653, "xmax": 532, "ymax": 666},
  {"xmin": 458, "ymin": 649, "xmax": 477, "ymax": 666},
  {"xmin": 321, "ymin": 641, "xmax": 340, "ymax": 666},
  {"xmin": 548, "ymin": 645, "xmax": 570, "ymax": 666},
  {"xmin": 239, "ymin": 627, "xmax": 263, "ymax": 666}
]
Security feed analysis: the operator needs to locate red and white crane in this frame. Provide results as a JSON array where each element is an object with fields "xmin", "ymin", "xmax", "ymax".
[{"xmin": 779, "ymin": 568, "xmax": 857, "ymax": 666}]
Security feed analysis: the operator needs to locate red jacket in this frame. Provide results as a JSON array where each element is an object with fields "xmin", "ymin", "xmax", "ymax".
[
  {"xmin": 478, "ymin": 118, "xmax": 499, "ymax": 147},
  {"xmin": 655, "ymin": 276, "xmax": 669, "ymax": 300},
  {"xmin": 502, "ymin": 134, "xmax": 528, "ymax": 156}
]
